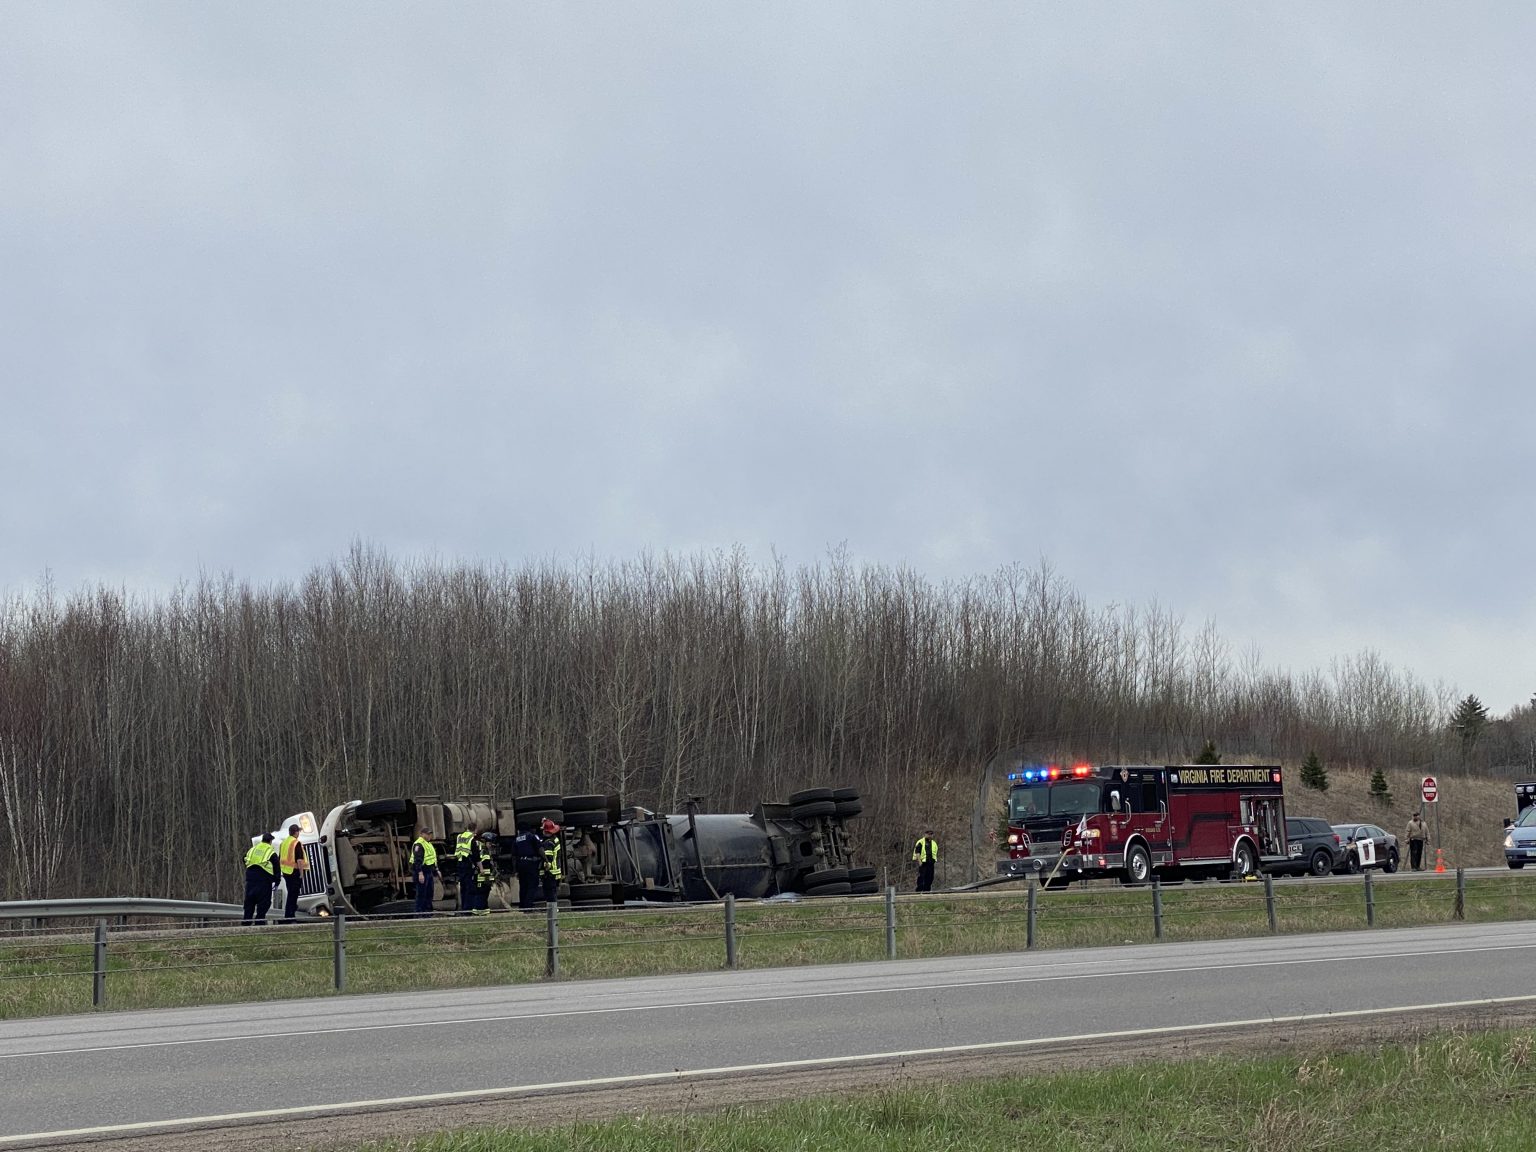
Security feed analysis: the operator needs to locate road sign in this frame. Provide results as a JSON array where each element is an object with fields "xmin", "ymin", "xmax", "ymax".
[{"xmin": 1422, "ymin": 776, "xmax": 1439, "ymax": 804}]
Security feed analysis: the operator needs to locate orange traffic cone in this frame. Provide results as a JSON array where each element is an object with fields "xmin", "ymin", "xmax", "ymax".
[{"xmin": 1434, "ymin": 848, "xmax": 1446, "ymax": 873}]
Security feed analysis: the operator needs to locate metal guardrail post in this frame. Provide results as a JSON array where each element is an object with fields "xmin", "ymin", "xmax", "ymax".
[
  {"xmin": 333, "ymin": 913, "xmax": 347, "ymax": 992},
  {"xmin": 884, "ymin": 886, "xmax": 897, "ymax": 959},
  {"xmin": 92, "ymin": 920, "xmax": 107, "ymax": 1009},
  {"xmin": 1151, "ymin": 878, "xmax": 1163, "ymax": 940},
  {"xmin": 1364, "ymin": 869, "xmax": 1375, "ymax": 927},
  {"xmin": 1263, "ymin": 873, "xmax": 1277, "ymax": 934},
  {"xmin": 723, "ymin": 894, "xmax": 737, "ymax": 969},
  {"xmin": 545, "ymin": 900, "xmax": 560, "ymax": 978},
  {"xmin": 1026, "ymin": 879, "xmax": 1037, "ymax": 950},
  {"xmin": 1454, "ymin": 866, "xmax": 1466, "ymax": 921}
]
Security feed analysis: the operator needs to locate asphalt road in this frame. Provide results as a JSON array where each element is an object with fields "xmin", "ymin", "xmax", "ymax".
[{"xmin": 4, "ymin": 919, "xmax": 1536, "ymax": 1145}]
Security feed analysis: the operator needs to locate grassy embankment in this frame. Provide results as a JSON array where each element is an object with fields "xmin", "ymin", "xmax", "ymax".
[
  {"xmin": 341, "ymin": 1029, "xmax": 1536, "ymax": 1152},
  {"xmin": 3, "ymin": 872, "xmax": 1533, "ymax": 1019}
]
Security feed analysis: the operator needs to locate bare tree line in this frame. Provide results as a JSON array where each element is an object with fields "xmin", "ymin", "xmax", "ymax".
[{"xmin": 0, "ymin": 545, "xmax": 1509, "ymax": 900}]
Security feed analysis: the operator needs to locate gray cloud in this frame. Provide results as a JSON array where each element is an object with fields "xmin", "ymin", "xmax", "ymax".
[{"xmin": 2, "ymin": 3, "xmax": 1533, "ymax": 709}]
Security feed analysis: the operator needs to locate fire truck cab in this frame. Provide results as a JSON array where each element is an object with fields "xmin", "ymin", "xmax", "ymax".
[{"xmin": 999, "ymin": 764, "xmax": 1287, "ymax": 885}]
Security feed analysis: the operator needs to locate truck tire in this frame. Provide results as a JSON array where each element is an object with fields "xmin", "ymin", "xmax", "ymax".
[
  {"xmin": 514, "ymin": 794, "xmax": 564, "ymax": 812},
  {"xmin": 515, "ymin": 807, "xmax": 563, "ymax": 830},
  {"xmin": 792, "ymin": 800, "xmax": 837, "ymax": 821},
  {"xmin": 831, "ymin": 787, "xmax": 860, "ymax": 802},
  {"xmin": 353, "ymin": 798, "xmax": 410, "ymax": 820},
  {"xmin": 1124, "ymin": 844, "xmax": 1152, "ymax": 885},
  {"xmin": 1233, "ymin": 841, "xmax": 1257, "ymax": 878},
  {"xmin": 803, "ymin": 867, "xmax": 848, "ymax": 888},
  {"xmin": 834, "ymin": 800, "xmax": 863, "ymax": 818},
  {"xmin": 606, "ymin": 793, "xmax": 623, "ymax": 822},
  {"xmin": 562, "ymin": 794, "xmax": 609, "ymax": 813},
  {"xmin": 848, "ymin": 866, "xmax": 877, "ymax": 883},
  {"xmin": 851, "ymin": 881, "xmax": 879, "ymax": 895},
  {"xmin": 568, "ymin": 882, "xmax": 614, "ymax": 903},
  {"xmin": 789, "ymin": 788, "xmax": 834, "ymax": 806},
  {"xmin": 805, "ymin": 881, "xmax": 852, "ymax": 897}
]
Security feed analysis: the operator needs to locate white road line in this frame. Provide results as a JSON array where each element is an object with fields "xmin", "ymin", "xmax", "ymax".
[
  {"xmin": 3, "ymin": 937, "xmax": 1534, "ymax": 1061},
  {"xmin": 5, "ymin": 993, "xmax": 1535, "ymax": 1145}
]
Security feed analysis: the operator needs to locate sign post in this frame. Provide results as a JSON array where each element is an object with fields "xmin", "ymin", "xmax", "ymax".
[{"xmin": 1422, "ymin": 776, "xmax": 1440, "ymax": 856}]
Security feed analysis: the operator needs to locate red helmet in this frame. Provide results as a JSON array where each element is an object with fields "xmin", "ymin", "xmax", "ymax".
[{"xmin": 540, "ymin": 818, "xmax": 560, "ymax": 835}]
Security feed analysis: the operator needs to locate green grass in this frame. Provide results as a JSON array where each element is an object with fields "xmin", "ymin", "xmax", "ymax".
[
  {"xmin": 4, "ymin": 874, "xmax": 1535, "ymax": 1020},
  {"xmin": 342, "ymin": 1029, "xmax": 1536, "ymax": 1151}
]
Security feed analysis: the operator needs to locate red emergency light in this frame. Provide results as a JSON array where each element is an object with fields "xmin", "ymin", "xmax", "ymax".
[{"xmin": 1072, "ymin": 764, "xmax": 1092, "ymax": 777}]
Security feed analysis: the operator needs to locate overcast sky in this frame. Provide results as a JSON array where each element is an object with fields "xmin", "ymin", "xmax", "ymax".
[{"xmin": 3, "ymin": 5, "xmax": 1533, "ymax": 713}]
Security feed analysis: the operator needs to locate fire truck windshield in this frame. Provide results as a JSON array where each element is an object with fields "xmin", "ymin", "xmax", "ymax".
[{"xmin": 1008, "ymin": 781, "xmax": 1101, "ymax": 821}]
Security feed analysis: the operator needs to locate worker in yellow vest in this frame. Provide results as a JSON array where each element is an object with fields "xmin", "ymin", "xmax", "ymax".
[
  {"xmin": 472, "ymin": 831, "xmax": 498, "ymax": 915},
  {"xmin": 242, "ymin": 833, "xmax": 279, "ymax": 925},
  {"xmin": 411, "ymin": 828, "xmax": 438, "ymax": 916},
  {"xmin": 277, "ymin": 823, "xmax": 307, "ymax": 923},
  {"xmin": 540, "ymin": 819, "xmax": 564, "ymax": 905},
  {"xmin": 911, "ymin": 830, "xmax": 939, "ymax": 893},
  {"xmin": 454, "ymin": 827, "xmax": 477, "ymax": 915}
]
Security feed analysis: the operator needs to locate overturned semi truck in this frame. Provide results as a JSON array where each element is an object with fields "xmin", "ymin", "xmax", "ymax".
[{"xmin": 269, "ymin": 786, "xmax": 873, "ymax": 916}]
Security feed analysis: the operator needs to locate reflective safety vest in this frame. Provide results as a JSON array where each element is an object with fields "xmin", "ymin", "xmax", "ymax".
[
  {"xmin": 912, "ymin": 837, "xmax": 938, "ymax": 864},
  {"xmin": 476, "ymin": 850, "xmax": 496, "ymax": 884},
  {"xmin": 279, "ymin": 835, "xmax": 304, "ymax": 876},
  {"xmin": 455, "ymin": 829, "xmax": 476, "ymax": 861},
  {"xmin": 245, "ymin": 841, "xmax": 278, "ymax": 877},
  {"xmin": 413, "ymin": 836, "xmax": 438, "ymax": 868},
  {"xmin": 541, "ymin": 839, "xmax": 564, "ymax": 880}
]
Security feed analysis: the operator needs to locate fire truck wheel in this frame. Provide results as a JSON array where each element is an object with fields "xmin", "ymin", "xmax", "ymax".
[
  {"xmin": 803, "ymin": 867, "xmax": 849, "ymax": 888},
  {"xmin": 848, "ymin": 866, "xmax": 877, "ymax": 883},
  {"xmin": 1124, "ymin": 844, "xmax": 1152, "ymax": 885},
  {"xmin": 514, "ymin": 794, "xmax": 564, "ymax": 813},
  {"xmin": 562, "ymin": 794, "xmax": 609, "ymax": 813},
  {"xmin": 831, "ymin": 787, "xmax": 860, "ymax": 802},
  {"xmin": 834, "ymin": 800, "xmax": 864, "ymax": 818},
  {"xmin": 1233, "ymin": 841, "xmax": 1257, "ymax": 878},
  {"xmin": 515, "ymin": 807, "xmax": 563, "ymax": 829},
  {"xmin": 789, "ymin": 787, "xmax": 835, "ymax": 806},
  {"xmin": 1383, "ymin": 849, "xmax": 1399, "ymax": 874},
  {"xmin": 792, "ymin": 800, "xmax": 838, "ymax": 821},
  {"xmin": 805, "ymin": 881, "xmax": 852, "ymax": 897},
  {"xmin": 353, "ymin": 798, "xmax": 409, "ymax": 820},
  {"xmin": 1308, "ymin": 848, "xmax": 1333, "ymax": 876}
]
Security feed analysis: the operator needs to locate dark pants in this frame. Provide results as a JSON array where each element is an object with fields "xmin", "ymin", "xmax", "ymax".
[
  {"xmin": 915, "ymin": 861, "xmax": 935, "ymax": 893},
  {"xmin": 474, "ymin": 881, "xmax": 493, "ymax": 913},
  {"xmin": 458, "ymin": 862, "xmax": 476, "ymax": 913},
  {"xmin": 1410, "ymin": 840, "xmax": 1425, "ymax": 870},
  {"xmin": 516, "ymin": 861, "xmax": 540, "ymax": 909},
  {"xmin": 281, "ymin": 873, "xmax": 302, "ymax": 922},
  {"xmin": 243, "ymin": 872, "xmax": 275, "ymax": 925},
  {"xmin": 414, "ymin": 866, "xmax": 437, "ymax": 916},
  {"xmin": 541, "ymin": 873, "xmax": 560, "ymax": 903}
]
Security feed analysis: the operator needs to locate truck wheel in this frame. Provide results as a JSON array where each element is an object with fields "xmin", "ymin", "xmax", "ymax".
[
  {"xmin": 848, "ymin": 866, "xmax": 877, "ymax": 883},
  {"xmin": 1124, "ymin": 845, "xmax": 1152, "ymax": 885},
  {"xmin": 789, "ymin": 788, "xmax": 835, "ymax": 806},
  {"xmin": 564, "ymin": 809, "xmax": 608, "ymax": 827},
  {"xmin": 851, "ymin": 881, "xmax": 879, "ymax": 895},
  {"xmin": 831, "ymin": 787, "xmax": 860, "ymax": 802},
  {"xmin": 569, "ymin": 882, "xmax": 614, "ymax": 903},
  {"xmin": 1233, "ymin": 841, "xmax": 1257, "ymax": 878},
  {"xmin": 514, "ymin": 794, "xmax": 564, "ymax": 812},
  {"xmin": 353, "ymin": 798, "xmax": 409, "ymax": 820},
  {"xmin": 515, "ymin": 807, "xmax": 563, "ymax": 829},
  {"xmin": 1309, "ymin": 849, "xmax": 1332, "ymax": 876},
  {"xmin": 562, "ymin": 794, "xmax": 608, "ymax": 813},
  {"xmin": 805, "ymin": 881, "xmax": 852, "ymax": 897},
  {"xmin": 606, "ymin": 793, "xmax": 623, "ymax": 822},
  {"xmin": 803, "ymin": 867, "xmax": 848, "ymax": 888},
  {"xmin": 834, "ymin": 800, "xmax": 864, "ymax": 818},
  {"xmin": 792, "ymin": 800, "xmax": 837, "ymax": 821}
]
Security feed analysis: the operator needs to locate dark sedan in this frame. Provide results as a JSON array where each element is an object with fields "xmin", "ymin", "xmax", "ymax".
[{"xmin": 1331, "ymin": 822, "xmax": 1399, "ymax": 873}]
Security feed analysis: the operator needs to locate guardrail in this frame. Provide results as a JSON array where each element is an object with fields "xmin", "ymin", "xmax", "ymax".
[{"xmin": 0, "ymin": 898, "xmax": 249, "ymax": 927}]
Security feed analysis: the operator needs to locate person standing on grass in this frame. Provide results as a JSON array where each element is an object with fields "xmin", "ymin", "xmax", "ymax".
[
  {"xmin": 513, "ymin": 823, "xmax": 543, "ymax": 910},
  {"xmin": 912, "ymin": 829, "xmax": 939, "ymax": 893},
  {"xmin": 277, "ymin": 823, "xmax": 306, "ymax": 923},
  {"xmin": 472, "ymin": 831, "xmax": 497, "ymax": 915},
  {"xmin": 1406, "ymin": 812, "xmax": 1429, "ymax": 871},
  {"xmin": 453, "ymin": 824, "xmax": 477, "ymax": 915},
  {"xmin": 540, "ymin": 818, "xmax": 565, "ymax": 905},
  {"xmin": 242, "ymin": 833, "xmax": 279, "ymax": 925},
  {"xmin": 410, "ymin": 827, "xmax": 438, "ymax": 917}
]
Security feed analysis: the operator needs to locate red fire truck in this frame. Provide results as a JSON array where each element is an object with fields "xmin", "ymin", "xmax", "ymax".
[{"xmin": 998, "ymin": 764, "xmax": 1288, "ymax": 884}]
